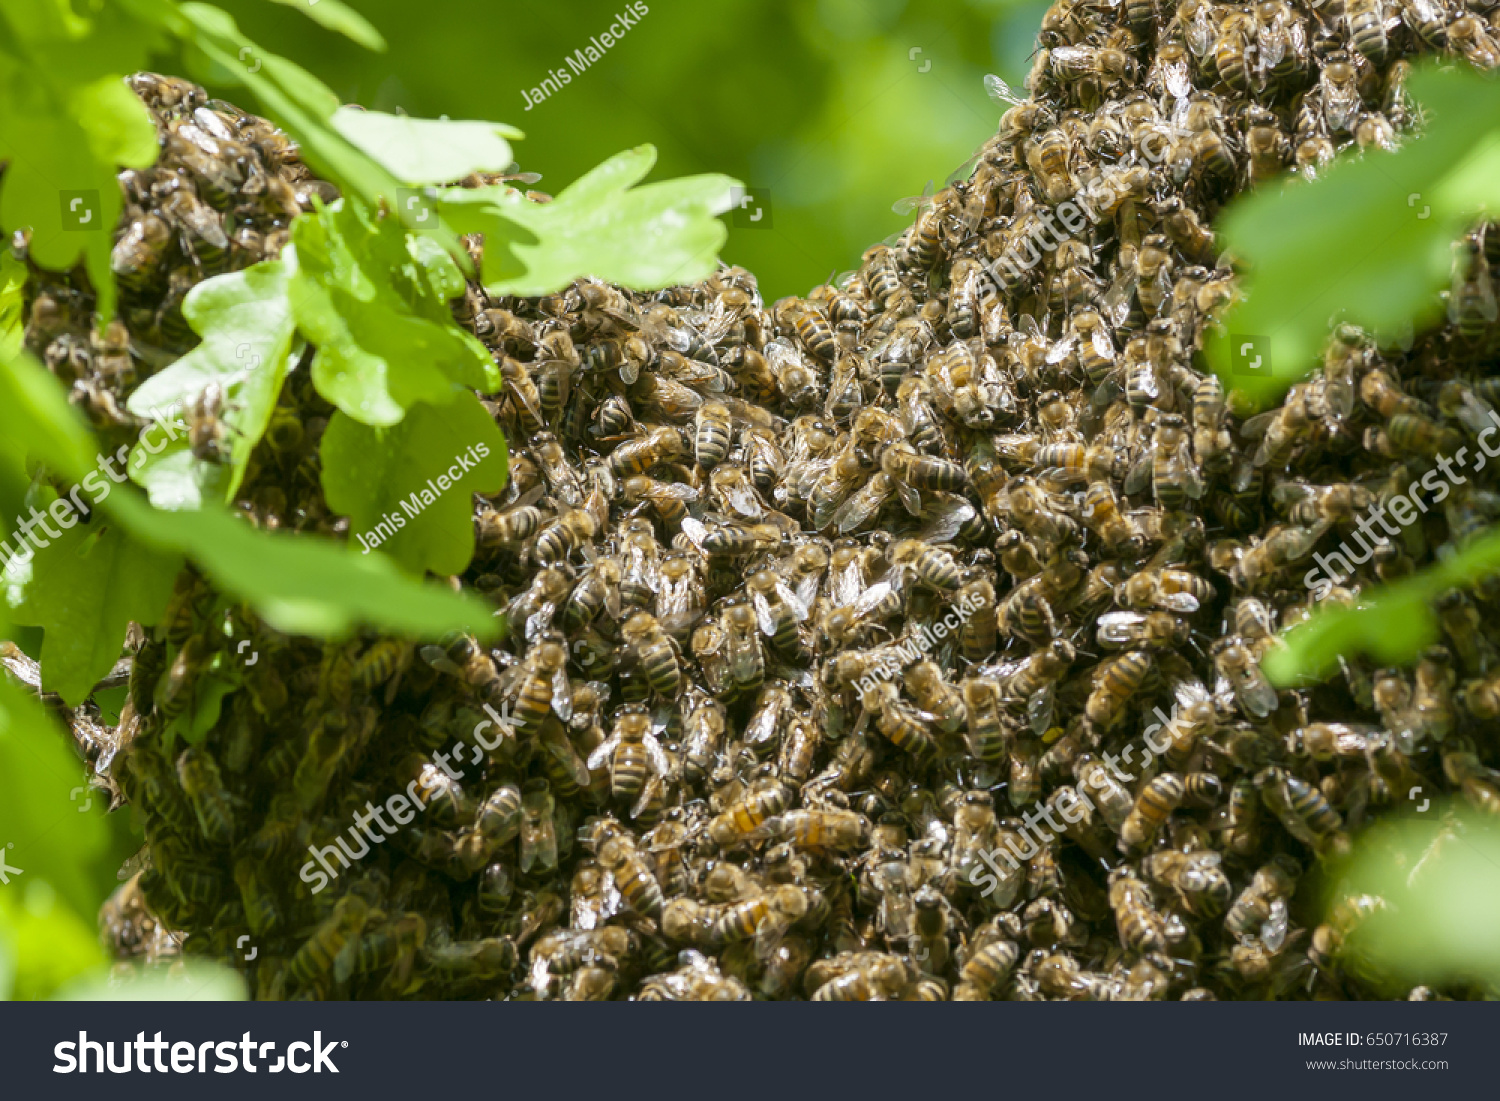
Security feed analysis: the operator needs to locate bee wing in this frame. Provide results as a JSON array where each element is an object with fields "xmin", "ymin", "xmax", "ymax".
[
  {"xmin": 643, "ymin": 733, "xmax": 671, "ymax": 778},
  {"xmin": 420, "ymin": 644, "xmax": 465, "ymax": 679},
  {"xmin": 917, "ymin": 494, "xmax": 976, "ymax": 544},
  {"xmin": 551, "ymin": 666, "xmax": 574, "ymax": 722},
  {"xmin": 546, "ymin": 729, "xmax": 591, "ymax": 787},
  {"xmin": 852, "ymin": 580, "xmax": 896, "ymax": 619},
  {"xmin": 1100, "ymin": 267, "xmax": 1137, "ymax": 327},
  {"xmin": 753, "ymin": 911, "xmax": 793, "ymax": 966},
  {"xmin": 679, "ymin": 516, "xmax": 709, "ymax": 553},
  {"xmin": 1261, "ymin": 897, "xmax": 1289, "ymax": 953},
  {"xmin": 1123, "ymin": 446, "xmax": 1153, "ymax": 496},
  {"xmin": 746, "ymin": 700, "xmax": 783, "ymax": 748},
  {"xmin": 1045, "ymin": 332, "xmax": 1078, "ymax": 366},
  {"xmin": 629, "ymin": 774, "xmax": 663, "ymax": 820},
  {"xmin": 1097, "ymin": 611, "xmax": 1145, "ymax": 647},
  {"xmin": 1171, "ymin": 436, "xmax": 1205, "ymax": 500},
  {"xmin": 895, "ymin": 479, "xmax": 923, "ymax": 517},
  {"xmin": 1159, "ymin": 591, "xmax": 1201, "ymax": 614},
  {"xmin": 720, "ymin": 480, "xmax": 764, "ymax": 519},
  {"xmin": 525, "ymin": 605, "xmax": 558, "ymax": 648},
  {"xmin": 775, "ymin": 579, "xmax": 811, "ymax": 622},
  {"xmin": 586, "ymin": 734, "xmax": 618, "ymax": 772},
  {"xmin": 832, "ymin": 474, "xmax": 894, "ymax": 534},
  {"xmin": 1090, "ymin": 327, "xmax": 1116, "ymax": 363},
  {"xmin": 333, "ymin": 933, "xmax": 362, "ymax": 984},
  {"xmin": 1027, "ymin": 683, "xmax": 1057, "ymax": 737},
  {"xmin": 750, "ymin": 588, "xmax": 779, "ymax": 638},
  {"xmin": 505, "ymin": 371, "xmax": 546, "ymax": 425},
  {"xmin": 118, "ymin": 844, "xmax": 152, "ymax": 881},
  {"xmin": 1235, "ymin": 674, "xmax": 1281, "ymax": 720},
  {"xmin": 984, "ymin": 73, "xmax": 1022, "ymax": 105}
]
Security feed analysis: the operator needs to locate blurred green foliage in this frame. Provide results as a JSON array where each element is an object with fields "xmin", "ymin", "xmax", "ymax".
[
  {"xmin": 203, "ymin": 0, "xmax": 1047, "ymax": 301},
  {"xmin": 1329, "ymin": 805, "xmax": 1500, "ymax": 992}
]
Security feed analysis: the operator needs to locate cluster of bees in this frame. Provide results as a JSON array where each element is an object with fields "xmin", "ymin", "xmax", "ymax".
[{"xmin": 20, "ymin": 0, "xmax": 1500, "ymax": 998}]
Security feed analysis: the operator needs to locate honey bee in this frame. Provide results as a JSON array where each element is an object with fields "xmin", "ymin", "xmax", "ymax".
[
  {"xmin": 1213, "ymin": 639, "xmax": 1280, "ymax": 719},
  {"xmin": 1225, "ymin": 855, "xmax": 1299, "ymax": 946},
  {"xmin": 1097, "ymin": 610, "xmax": 1190, "ymax": 652},
  {"xmin": 1108, "ymin": 868, "xmax": 1170, "ymax": 953},
  {"xmin": 753, "ymin": 808, "xmax": 870, "ymax": 852},
  {"xmin": 586, "ymin": 704, "xmax": 670, "ymax": 818},
  {"xmin": 1074, "ymin": 755, "xmax": 1135, "ymax": 833},
  {"xmin": 954, "ymin": 930, "xmax": 1019, "ymax": 1001},
  {"xmin": 1256, "ymin": 766, "xmax": 1343, "ymax": 847},
  {"xmin": 519, "ymin": 778, "xmax": 559, "ymax": 874},
  {"xmin": 747, "ymin": 568, "xmax": 811, "ymax": 663},
  {"xmin": 608, "ymin": 425, "xmax": 684, "ymax": 478},
  {"xmin": 777, "ymin": 300, "xmax": 837, "ymax": 363},
  {"xmin": 176, "ymin": 745, "xmax": 236, "ymax": 846},
  {"xmin": 1024, "ymin": 128, "xmax": 1077, "ymax": 205},
  {"xmin": 508, "ymin": 637, "xmax": 572, "ymax": 737},
  {"xmin": 708, "ymin": 780, "xmax": 791, "ymax": 847},
  {"xmin": 1086, "ymin": 650, "xmax": 1154, "ymax": 730},
  {"xmin": 1318, "ymin": 52, "xmax": 1362, "ymax": 133},
  {"xmin": 863, "ymin": 681, "xmax": 938, "ymax": 762},
  {"xmin": 1120, "ymin": 772, "xmax": 1184, "ymax": 850},
  {"xmin": 721, "ymin": 601, "xmax": 766, "ymax": 697},
  {"xmin": 1441, "ymin": 738, "xmax": 1500, "ymax": 815},
  {"xmin": 596, "ymin": 834, "xmax": 664, "ymax": 919},
  {"xmin": 287, "ymin": 894, "xmax": 368, "ymax": 991},
  {"xmin": 1143, "ymin": 848, "xmax": 1231, "ymax": 918}
]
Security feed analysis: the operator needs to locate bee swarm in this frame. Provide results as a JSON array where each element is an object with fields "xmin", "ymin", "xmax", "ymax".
[{"xmin": 30, "ymin": 3, "xmax": 1500, "ymax": 999}]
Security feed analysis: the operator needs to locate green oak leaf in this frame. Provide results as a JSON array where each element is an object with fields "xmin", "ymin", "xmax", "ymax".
[
  {"xmin": 289, "ymin": 198, "xmax": 497, "ymax": 426},
  {"xmin": 124, "ymin": 424, "xmax": 226, "ymax": 512},
  {"xmin": 438, "ymin": 144, "xmax": 740, "ymax": 296},
  {"xmin": 163, "ymin": 642, "xmax": 241, "ymax": 748},
  {"xmin": 1208, "ymin": 63, "xmax": 1500, "ymax": 407},
  {"xmin": 4, "ymin": 517, "xmax": 182, "ymax": 706},
  {"xmin": 1, "ymin": 239, "xmax": 28, "ymax": 361},
  {"xmin": 107, "ymin": 490, "xmax": 500, "ymax": 639},
  {"xmin": 55, "ymin": 960, "xmax": 248, "ymax": 1001},
  {"xmin": 1, "ymin": 345, "xmax": 499, "ymax": 644},
  {"xmin": 0, "ymin": 676, "xmax": 113, "ymax": 927},
  {"xmin": 0, "ymin": 1, "xmax": 160, "ymax": 322},
  {"xmin": 331, "ymin": 107, "xmax": 522, "ymax": 186},
  {"xmin": 321, "ymin": 392, "xmax": 508, "ymax": 576},
  {"xmin": 126, "ymin": 256, "xmax": 300, "ymax": 505},
  {"xmin": 1264, "ymin": 525, "xmax": 1500, "ymax": 686},
  {"xmin": 177, "ymin": 4, "xmax": 464, "ymax": 258},
  {"xmin": 263, "ymin": 0, "xmax": 387, "ymax": 52},
  {"xmin": 1331, "ymin": 808, "xmax": 1500, "ymax": 988}
]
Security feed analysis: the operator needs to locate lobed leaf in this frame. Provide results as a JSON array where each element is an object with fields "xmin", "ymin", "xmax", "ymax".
[
  {"xmin": 0, "ymin": 676, "xmax": 113, "ymax": 927},
  {"xmin": 4, "ymin": 515, "xmax": 182, "ymax": 706},
  {"xmin": 262, "ymin": 0, "xmax": 387, "ymax": 52},
  {"xmin": 1264, "ymin": 525, "xmax": 1500, "ymax": 685},
  {"xmin": 320, "ymin": 391, "xmax": 508, "ymax": 576},
  {"xmin": 332, "ymin": 107, "xmax": 522, "ymax": 186},
  {"xmin": 439, "ymin": 144, "xmax": 741, "ymax": 297},
  {"xmin": 0, "ymin": 346, "xmax": 500, "ymax": 654},
  {"xmin": 1331, "ymin": 808, "xmax": 1500, "ymax": 987},
  {"xmin": 1207, "ymin": 64, "xmax": 1500, "ymax": 408},
  {"xmin": 0, "ymin": 1, "xmax": 160, "ymax": 322},
  {"xmin": 289, "ymin": 199, "xmax": 497, "ymax": 425},
  {"xmin": 126, "ymin": 255, "xmax": 300, "ymax": 505}
]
